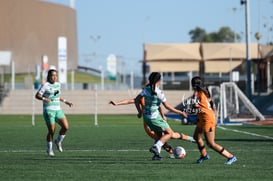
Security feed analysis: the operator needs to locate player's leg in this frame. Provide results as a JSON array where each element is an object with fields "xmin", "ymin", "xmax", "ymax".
[
  {"xmin": 194, "ymin": 126, "xmax": 209, "ymax": 163},
  {"xmin": 150, "ymin": 129, "xmax": 172, "ymax": 160},
  {"xmin": 144, "ymin": 122, "xmax": 174, "ymax": 156},
  {"xmin": 205, "ymin": 128, "xmax": 237, "ymax": 164},
  {"xmin": 46, "ymin": 123, "xmax": 56, "ymax": 156},
  {"xmin": 143, "ymin": 122, "xmax": 157, "ymax": 140},
  {"xmin": 154, "ymin": 131, "xmax": 174, "ymax": 156},
  {"xmin": 153, "ymin": 127, "xmax": 173, "ymax": 153},
  {"xmin": 180, "ymin": 133, "xmax": 196, "ymax": 142},
  {"xmin": 55, "ymin": 110, "xmax": 69, "ymax": 152},
  {"xmin": 148, "ymin": 117, "xmax": 172, "ymax": 160},
  {"xmin": 160, "ymin": 127, "xmax": 195, "ymax": 143},
  {"xmin": 169, "ymin": 131, "xmax": 195, "ymax": 142},
  {"xmin": 44, "ymin": 110, "xmax": 56, "ymax": 156}
]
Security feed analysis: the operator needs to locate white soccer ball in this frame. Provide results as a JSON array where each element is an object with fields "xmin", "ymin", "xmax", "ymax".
[{"xmin": 173, "ymin": 146, "xmax": 186, "ymax": 159}]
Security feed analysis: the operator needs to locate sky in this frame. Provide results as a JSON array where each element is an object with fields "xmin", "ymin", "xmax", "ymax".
[{"xmin": 43, "ymin": 0, "xmax": 273, "ymax": 75}]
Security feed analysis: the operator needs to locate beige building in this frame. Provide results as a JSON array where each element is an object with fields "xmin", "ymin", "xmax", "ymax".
[
  {"xmin": 143, "ymin": 42, "xmax": 273, "ymax": 91},
  {"xmin": 144, "ymin": 42, "xmax": 273, "ymax": 73},
  {"xmin": 0, "ymin": 0, "xmax": 78, "ymax": 73}
]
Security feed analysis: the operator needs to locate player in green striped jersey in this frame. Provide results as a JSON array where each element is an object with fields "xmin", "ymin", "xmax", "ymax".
[{"xmin": 35, "ymin": 69, "xmax": 73, "ymax": 156}]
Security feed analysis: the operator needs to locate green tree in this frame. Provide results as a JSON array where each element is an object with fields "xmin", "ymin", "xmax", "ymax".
[
  {"xmin": 188, "ymin": 27, "xmax": 207, "ymax": 42},
  {"xmin": 189, "ymin": 26, "xmax": 241, "ymax": 42}
]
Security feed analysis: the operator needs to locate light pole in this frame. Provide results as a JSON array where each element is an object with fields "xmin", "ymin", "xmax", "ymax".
[
  {"xmin": 90, "ymin": 35, "xmax": 101, "ymax": 67},
  {"xmin": 232, "ymin": 7, "xmax": 238, "ymax": 42},
  {"xmin": 241, "ymin": 0, "xmax": 252, "ymax": 99}
]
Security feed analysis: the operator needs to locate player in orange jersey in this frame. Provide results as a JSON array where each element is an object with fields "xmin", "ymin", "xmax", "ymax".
[{"xmin": 191, "ymin": 76, "xmax": 237, "ymax": 165}]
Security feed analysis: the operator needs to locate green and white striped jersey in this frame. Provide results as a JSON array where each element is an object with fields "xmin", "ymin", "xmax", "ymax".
[
  {"xmin": 38, "ymin": 82, "xmax": 61, "ymax": 111},
  {"xmin": 140, "ymin": 85, "xmax": 166, "ymax": 119}
]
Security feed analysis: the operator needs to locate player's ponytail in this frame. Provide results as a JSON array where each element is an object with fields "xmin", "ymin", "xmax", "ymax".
[
  {"xmin": 191, "ymin": 76, "xmax": 211, "ymax": 98},
  {"xmin": 148, "ymin": 72, "xmax": 161, "ymax": 95}
]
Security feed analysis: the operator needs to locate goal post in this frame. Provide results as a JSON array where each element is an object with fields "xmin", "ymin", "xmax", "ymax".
[{"xmin": 209, "ymin": 82, "xmax": 265, "ymax": 124}]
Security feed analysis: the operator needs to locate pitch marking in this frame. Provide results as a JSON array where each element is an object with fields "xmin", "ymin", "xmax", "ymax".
[{"xmin": 218, "ymin": 126, "xmax": 273, "ymax": 140}]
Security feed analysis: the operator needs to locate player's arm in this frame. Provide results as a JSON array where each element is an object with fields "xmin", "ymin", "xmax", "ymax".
[
  {"xmin": 162, "ymin": 101, "xmax": 187, "ymax": 118},
  {"xmin": 134, "ymin": 94, "xmax": 143, "ymax": 118},
  {"xmin": 159, "ymin": 106, "xmax": 167, "ymax": 120},
  {"xmin": 60, "ymin": 97, "xmax": 73, "ymax": 107},
  {"xmin": 35, "ymin": 92, "xmax": 50, "ymax": 103},
  {"xmin": 109, "ymin": 99, "xmax": 134, "ymax": 106}
]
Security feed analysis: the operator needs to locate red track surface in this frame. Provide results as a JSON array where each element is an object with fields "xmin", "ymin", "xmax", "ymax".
[{"xmin": 246, "ymin": 118, "xmax": 273, "ymax": 125}]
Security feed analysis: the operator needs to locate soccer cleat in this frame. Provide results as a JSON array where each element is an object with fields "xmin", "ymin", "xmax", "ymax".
[
  {"xmin": 47, "ymin": 149, "xmax": 55, "ymax": 157},
  {"xmin": 149, "ymin": 146, "xmax": 162, "ymax": 160},
  {"xmin": 152, "ymin": 154, "xmax": 163, "ymax": 160},
  {"xmin": 169, "ymin": 154, "xmax": 175, "ymax": 159},
  {"xmin": 54, "ymin": 140, "xmax": 63, "ymax": 152},
  {"xmin": 196, "ymin": 154, "xmax": 210, "ymax": 163},
  {"xmin": 225, "ymin": 156, "xmax": 237, "ymax": 165},
  {"xmin": 149, "ymin": 146, "xmax": 160, "ymax": 155}
]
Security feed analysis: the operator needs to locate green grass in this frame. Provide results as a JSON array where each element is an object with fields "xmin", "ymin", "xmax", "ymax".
[{"xmin": 0, "ymin": 115, "xmax": 272, "ymax": 181}]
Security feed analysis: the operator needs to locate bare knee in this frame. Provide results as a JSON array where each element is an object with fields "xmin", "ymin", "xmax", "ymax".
[
  {"xmin": 60, "ymin": 127, "xmax": 68, "ymax": 135},
  {"xmin": 206, "ymin": 140, "xmax": 216, "ymax": 149},
  {"xmin": 63, "ymin": 125, "xmax": 69, "ymax": 132},
  {"xmin": 58, "ymin": 119, "xmax": 69, "ymax": 134}
]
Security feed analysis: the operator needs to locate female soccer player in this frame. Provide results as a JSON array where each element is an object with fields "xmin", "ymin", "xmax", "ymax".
[
  {"xmin": 191, "ymin": 76, "xmax": 237, "ymax": 165},
  {"xmin": 109, "ymin": 98, "xmax": 175, "ymax": 156},
  {"xmin": 35, "ymin": 69, "xmax": 73, "ymax": 156},
  {"xmin": 135, "ymin": 72, "xmax": 194, "ymax": 160}
]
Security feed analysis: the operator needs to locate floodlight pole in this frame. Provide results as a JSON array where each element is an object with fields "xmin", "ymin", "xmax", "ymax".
[
  {"xmin": 90, "ymin": 35, "xmax": 101, "ymax": 69},
  {"xmin": 241, "ymin": 0, "xmax": 252, "ymax": 99}
]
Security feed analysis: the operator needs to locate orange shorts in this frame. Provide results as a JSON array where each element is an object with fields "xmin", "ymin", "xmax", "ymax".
[{"xmin": 197, "ymin": 119, "xmax": 216, "ymax": 133}]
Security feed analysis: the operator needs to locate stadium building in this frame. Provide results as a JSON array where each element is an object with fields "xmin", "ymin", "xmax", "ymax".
[{"xmin": 0, "ymin": 0, "xmax": 78, "ymax": 74}]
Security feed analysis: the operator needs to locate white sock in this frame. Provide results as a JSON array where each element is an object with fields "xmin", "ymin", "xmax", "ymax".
[
  {"xmin": 154, "ymin": 140, "xmax": 164, "ymax": 153},
  {"xmin": 188, "ymin": 136, "xmax": 195, "ymax": 142},
  {"xmin": 47, "ymin": 141, "xmax": 53, "ymax": 150},
  {"xmin": 57, "ymin": 135, "xmax": 66, "ymax": 143}
]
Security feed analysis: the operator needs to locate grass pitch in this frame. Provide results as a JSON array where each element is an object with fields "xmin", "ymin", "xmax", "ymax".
[{"xmin": 0, "ymin": 115, "xmax": 272, "ymax": 181}]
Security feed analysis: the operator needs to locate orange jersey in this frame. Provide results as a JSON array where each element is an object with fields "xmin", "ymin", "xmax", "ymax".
[{"xmin": 195, "ymin": 90, "xmax": 216, "ymax": 131}]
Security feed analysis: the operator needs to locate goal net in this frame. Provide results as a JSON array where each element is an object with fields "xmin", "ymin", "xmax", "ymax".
[{"xmin": 209, "ymin": 82, "xmax": 265, "ymax": 124}]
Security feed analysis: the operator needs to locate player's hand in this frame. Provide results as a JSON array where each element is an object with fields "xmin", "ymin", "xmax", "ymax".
[
  {"xmin": 43, "ymin": 98, "xmax": 50, "ymax": 103},
  {"xmin": 109, "ymin": 101, "xmax": 117, "ymax": 106},
  {"xmin": 65, "ymin": 101, "xmax": 73, "ymax": 107},
  {"xmin": 180, "ymin": 111, "xmax": 188, "ymax": 118},
  {"xmin": 137, "ymin": 113, "xmax": 142, "ymax": 118}
]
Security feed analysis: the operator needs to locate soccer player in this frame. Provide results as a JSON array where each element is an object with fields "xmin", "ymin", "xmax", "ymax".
[
  {"xmin": 191, "ymin": 76, "xmax": 237, "ymax": 165},
  {"xmin": 109, "ymin": 98, "xmax": 175, "ymax": 156},
  {"xmin": 35, "ymin": 69, "xmax": 73, "ymax": 156},
  {"xmin": 135, "ymin": 72, "xmax": 195, "ymax": 160}
]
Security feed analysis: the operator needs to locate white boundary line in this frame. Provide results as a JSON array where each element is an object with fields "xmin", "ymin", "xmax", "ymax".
[
  {"xmin": 0, "ymin": 148, "xmax": 272, "ymax": 153},
  {"xmin": 218, "ymin": 126, "xmax": 273, "ymax": 140}
]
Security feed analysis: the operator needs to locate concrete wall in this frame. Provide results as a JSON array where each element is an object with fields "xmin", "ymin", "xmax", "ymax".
[
  {"xmin": 0, "ymin": 90, "xmax": 193, "ymax": 115},
  {"xmin": 0, "ymin": 0, "xmax": 78, "ymax": 73}
]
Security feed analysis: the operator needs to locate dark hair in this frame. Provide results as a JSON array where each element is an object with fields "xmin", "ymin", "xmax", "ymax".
[
  {"xmin": 191, "ymin": 76, "xmax": 203, "ymax": 90},
  {"xmin": 191, "ymin": 76, "xmax": 211, "ymax": 98},
  {"xmin": 148, "ymin": 72, "xmax": 161, "ymax": 95},
  {"xmin": 47, "ymin": 69, "xmax": 57, "ymax": 82}
]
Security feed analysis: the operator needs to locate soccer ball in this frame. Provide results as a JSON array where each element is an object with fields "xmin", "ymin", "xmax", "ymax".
[{"xmin": 173, "ymin": 146, "xmax": 186, "ymax": 159}]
